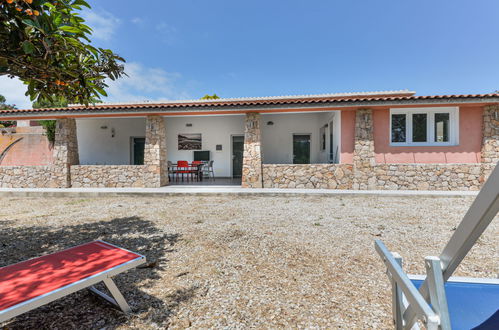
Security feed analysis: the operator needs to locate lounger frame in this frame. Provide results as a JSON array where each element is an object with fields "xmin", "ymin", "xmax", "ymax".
[
  {"xmin": 375, "ymin": 161, "xmax": 499, "ymax": 330},
  {"xmin": 0, "ymin": 240, "xmax": 146, "ymax": 323}
]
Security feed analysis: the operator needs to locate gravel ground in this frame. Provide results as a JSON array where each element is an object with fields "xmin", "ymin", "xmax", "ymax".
[{"xmin": 0, "ymin": 195, "xmax": 497, "ymax": 329}]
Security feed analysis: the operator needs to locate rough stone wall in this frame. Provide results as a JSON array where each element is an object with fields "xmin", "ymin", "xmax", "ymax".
[
  {"xmin": 481, "ymin": 105, "xmax": 499, "ymax": 179},
  {"xmin": 242, "ymin": 112, "xmax": 263, "ymax": 188},
  {"xmin": 52, "ymin": 118, "xmax": 79, "ymax": 187},
  {"xmin": 53, "ymin": 118, "xmax": 79, "ymax": 167},
  {"xmin": 144, "ymin": 116, "xmax": 168, "ymax": 187},
  {"xmin": 372, "ymin": 164, "xmax": 483, "ymax": 191},
  {"xmin": 352, "ymin": 109, "xmax": 377, "ymax": 189},
  {"xmin": 71, "ymin": 165, "xmax": 148, "ymax": 188},
  {"xmin": 263, "ymin": 164, "xmax": 353, "ymax": 189},
  {"xmin": 0, "ymin": 166, "xmax": 67, "ymax": 188}
]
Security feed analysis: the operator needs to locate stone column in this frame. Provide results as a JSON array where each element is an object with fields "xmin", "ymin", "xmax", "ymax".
[
  {"xmin": 144, "ymin": 116, "xmax": 168, "ymax": 187},
  {"xmin": 52, "ymin": 118, "xmax": 79, "ymax": 187},
  {"xmin": 481, "ymin": 105, "xmax": 499, "ymax": 179},
  {"xmin": 352, "ymin": 109, "xmax": 376, "ymax": 189},
  {"xmin": 241, "ymin": 112, "xmax": 263, "ymax": 188}
]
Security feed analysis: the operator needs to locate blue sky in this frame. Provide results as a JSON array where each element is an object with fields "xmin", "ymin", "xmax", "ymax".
[{"xmin": 1, "ymin": 0, "xmax": 498, "ymax": 108}]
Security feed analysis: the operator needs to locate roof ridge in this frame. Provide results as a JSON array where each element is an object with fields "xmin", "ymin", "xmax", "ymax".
[{"xmin": 67, "ymin": 90, "xmax": 415, "ymax": 107}]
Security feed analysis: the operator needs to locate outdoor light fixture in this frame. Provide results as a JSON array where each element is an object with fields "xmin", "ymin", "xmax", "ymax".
[
  {"xmin": 100, "ymin": 125, "xmax": 108, "ymax": 130},
  {"xmin": 267, "ymin": 121, "xmax": 274, "ymax": 126},
  {"xmin": 111, "ymin": 128, "xmax": 115, "ymax": 138},
  {"xmin": 186, "ymin": 123, "xmax": 193, "ymax": 127}
]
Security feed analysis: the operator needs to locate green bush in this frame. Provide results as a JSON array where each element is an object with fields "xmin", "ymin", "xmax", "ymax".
[{"xmin": 39, "ymin": 120, "xmax": 56, "ymax": 144}]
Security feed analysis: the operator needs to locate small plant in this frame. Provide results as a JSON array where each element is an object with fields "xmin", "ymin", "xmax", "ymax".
[
  {"xmin": 313, "ymin": 222, "xmax": 322, "ymax": 226},
  {"xmin": 39, "ymin": 120, "xmax": 56, "ymax": 145}
]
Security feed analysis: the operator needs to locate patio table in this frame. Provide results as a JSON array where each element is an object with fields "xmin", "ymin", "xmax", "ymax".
[{"xmin": 170, "ymin": 162, "xmax": 204, "ymax": 182}]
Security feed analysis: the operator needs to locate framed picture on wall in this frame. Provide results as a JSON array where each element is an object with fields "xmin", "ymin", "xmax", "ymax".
[{"xmin": 178, "ymin": 133, "xmax": 202, "ymax": 150}]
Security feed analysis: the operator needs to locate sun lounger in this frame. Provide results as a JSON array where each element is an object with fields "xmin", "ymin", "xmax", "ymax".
[
  {"xmin": 0, "ymin": 240, "xmax": 146, "ymax": 323},
  {"xmin": 375, "ymin": 162, "xmax": 499, "ymax": 330}
]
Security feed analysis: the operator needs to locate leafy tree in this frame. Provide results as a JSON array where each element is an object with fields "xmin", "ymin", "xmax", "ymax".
[
  {"xmin": 200, "ymin": 94, "xmax": 220, "ymax": 100},
  {"xmin": 0, "ymin": 0, "xmax": 126, "ymax": 105},
  {"xmin": 0, "ymin": 94, "xmax": 16, "ymax": 127},
  {"xmin": 32, "ymin": 95, "xmax": 68, "ymax": 109},
  {"xmin": 31, "ymin": 95, "xmax": 68, "ymax": 144}
]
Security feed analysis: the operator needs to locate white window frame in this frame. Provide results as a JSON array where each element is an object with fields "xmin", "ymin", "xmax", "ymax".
[{"xmin": 389, "ymin": 107, "xmax": 459, "ymax": 147}]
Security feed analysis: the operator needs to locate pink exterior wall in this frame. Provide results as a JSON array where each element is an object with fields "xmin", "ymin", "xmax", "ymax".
[
  {"xmin": 373, "ymin": 106, "xmax": 483, "ymax": 164},
  {"xmin": 340, "ymin": 110, "xmax": 355, "ymax": 164},
  {"xmin": 0, "ymin": 126, "xmax": 54, "ymax": 166}
]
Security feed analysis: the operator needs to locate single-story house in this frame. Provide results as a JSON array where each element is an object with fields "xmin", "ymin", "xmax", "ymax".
[{"xmin": 0, "ymin": 90, "xmax": 498, "ymax": 190}]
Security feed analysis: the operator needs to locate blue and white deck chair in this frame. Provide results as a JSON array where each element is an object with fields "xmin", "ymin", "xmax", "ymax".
[{"xmin": 375, "ymin": 162, "xmax": 499, "ymax": 330}]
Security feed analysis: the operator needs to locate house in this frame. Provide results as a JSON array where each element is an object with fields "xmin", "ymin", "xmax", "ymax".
[{"xmin": 0, "ymin": 90, "xmax": 498, "ymax": 190}]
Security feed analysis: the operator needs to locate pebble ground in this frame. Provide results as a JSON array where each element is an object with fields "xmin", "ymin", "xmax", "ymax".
[{"xmin": 0, "ymin": 195, "xmax": 497, "ymax": 329}]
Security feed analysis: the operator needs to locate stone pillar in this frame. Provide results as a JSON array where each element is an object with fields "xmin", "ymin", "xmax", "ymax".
[
  {"xmin": 481, "ymin": 105, "xmax": 499, "ymax": 179},
  {"xmin": 52, "ymin": 118, "xmax": 79, "ymax": 187},
  {"xmin": 352, "ymin": 109, "xmax": 376, "ymax": 189},
  {"xmin": 241, "ymin": 112, "xmax": 263, "ymax": 188},
  {"xmin": 144, "ymin": 115, "xmax": 168, "ymax": 187}
]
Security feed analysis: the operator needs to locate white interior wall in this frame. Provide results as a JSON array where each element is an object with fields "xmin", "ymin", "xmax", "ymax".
[
  {"xmin": 317, "ymin": 111, "xmax": 341, "ymax": 163},
  {"xmin": 261, "ymin": 112, "xmax": 339, "ymax": 164},
  {"xmin": 77, "ymin": 118, "xmax": 146, "ymax": 165},
  {"xmin": 76, "ymin": 112, "xmax": 340, "ymax": 172},
  {"xmin": 165, "ymin": 115, "xmax": 245, "ymax": 177}
]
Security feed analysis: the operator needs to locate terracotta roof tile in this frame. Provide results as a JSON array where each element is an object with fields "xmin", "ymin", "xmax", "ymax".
[{"xmin": 1, "ymin": 92, "xmax": 498, "ymax": 116}]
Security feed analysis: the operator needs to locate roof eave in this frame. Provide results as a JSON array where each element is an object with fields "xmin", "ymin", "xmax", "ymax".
[{"xmin": 1, "ymin": 96, "xmax": 498, "ymax": 120}]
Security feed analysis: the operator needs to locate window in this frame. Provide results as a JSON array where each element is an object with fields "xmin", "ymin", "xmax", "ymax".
[
  {"xmin": 390, "ymin": 107, "xmax": 458, "ymax": 146},
  {"xmin": 320, "ymin": 126, "xmax": 326, "ymax": 151}
]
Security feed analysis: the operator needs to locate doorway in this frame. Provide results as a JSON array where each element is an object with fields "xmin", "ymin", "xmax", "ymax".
[
  {"xmin": 293, "ymin": 134, "xmax": 311, "ymax": 164},
  {"xmin": 131, "ymin": 137, "xmax": 145, "ymax": 165},
  {"xmin": 232, "ymin": 135, "xmax": 244, "ymax": 178}
]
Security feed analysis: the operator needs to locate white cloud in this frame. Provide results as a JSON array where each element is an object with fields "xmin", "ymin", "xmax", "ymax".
[
  {"xmin": 0, "ymin": 63, "xmax": 190, "ymax": 109},
  {"xmin": 104, "ymin": 62, "xmax": 191, "ymax": 103},
  {"xmin": 155, "ymin": 22, "xmax": 177, "ymax": 44},
  {"xmin": 82, "ymin": 9, "xmax": 121, "ymax": 41},
  {"xmin": 0, "ymin": 76, "xmax": 31, "ymax": 109},
  {"xmin": 131, "ymin": 17, "xmax": 143, "ymax": 25}
]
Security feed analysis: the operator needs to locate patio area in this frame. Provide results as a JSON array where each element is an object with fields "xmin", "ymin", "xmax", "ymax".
[{"xmin": 0, "ymin": 194, "xmax": 496, "ymax": 329}]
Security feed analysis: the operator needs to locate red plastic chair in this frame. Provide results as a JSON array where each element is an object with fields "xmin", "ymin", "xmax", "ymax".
[{"xmin": 177, "ymin": 160, "xmax": 194, "ymax": 182}]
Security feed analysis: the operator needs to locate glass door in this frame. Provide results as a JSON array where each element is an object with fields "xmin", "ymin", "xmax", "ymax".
[
  {"xmin": 293, "ymin": 134, "xmax": 311, "ymax": 164},
  {"xmin": 232, "ymin": 135, "xmax": 244, "ymax": 178},
  {"xmin": 131, "ymin": 137, "xmax": 145, "ymax": 165}
]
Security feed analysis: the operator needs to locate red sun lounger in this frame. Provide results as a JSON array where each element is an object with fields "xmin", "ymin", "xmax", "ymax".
[{"xmin": 0, "ymin": 240, "xmax": 146, "ymax": 323}]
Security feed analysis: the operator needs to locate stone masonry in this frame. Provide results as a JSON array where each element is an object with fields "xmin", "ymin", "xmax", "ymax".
[
  {"xmin": 52, "ymin": 118, "xmax": 79, "ymax": 187},
  {"xmin": 241, "ymin": 112, "xmax": 263, "ymax": 188},
  {"xmin": 352, "ymin": 109, "xmax": 377, "ymax": 190},
  {"xmin": 71, "ymin": 165, "xmax": 149, "ymax": 188},
  {"xmin": 53, "ymin": 118, "xmax": 79, "ymax": 167},
  {"xmin": 0, "ymin": 166, "xmax": 67, "ymax": 188},
  {"xmin": 144, "ymin": 116, "xmax": 168, "ymax": 187},
  {"xmin": 263, "ymin": 164, "xmax": 353, "ymax": 189},
  {"xmin": 481, "ymin": 105, "xmax": 499, "ymax": 180}
]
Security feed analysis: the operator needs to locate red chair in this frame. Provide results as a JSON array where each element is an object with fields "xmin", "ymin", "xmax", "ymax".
[{"xmin": 177, "ymin": 160, "xmax": 195, "ymax": 182}]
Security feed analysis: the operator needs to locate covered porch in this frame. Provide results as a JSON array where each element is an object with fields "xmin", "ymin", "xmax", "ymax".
[{"xmin": 69, "ymin": 110, "xmax": 344, "ymax": 188}]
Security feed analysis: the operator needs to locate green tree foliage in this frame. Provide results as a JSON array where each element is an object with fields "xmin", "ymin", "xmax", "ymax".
[
  {"xmin": 200, "ymin": 94, "xmax": 220, "ymax": 100},
  {"xmin": 0, "ymin": 0, "xmax": 126, "ymax": 105},
  {"xmin": 0, "ymin": 94, "xmax": 16, "ymax": 127},
  {"xmin": 32, "ymin": 95, "xmax": 68, "ymax": 143}
]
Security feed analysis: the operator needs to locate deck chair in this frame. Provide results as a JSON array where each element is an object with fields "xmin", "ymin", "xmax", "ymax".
[
  {"xmin": 0, "ymin": 240, "xmax": 146, "ymax": 323},
  {"xmin": 375, "ymin": 162, "xmax": 499, "ymax": 330}
]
